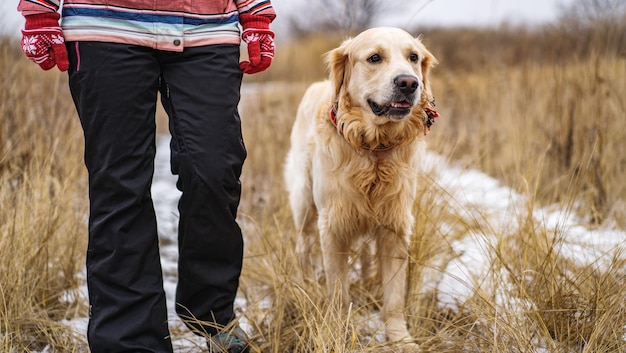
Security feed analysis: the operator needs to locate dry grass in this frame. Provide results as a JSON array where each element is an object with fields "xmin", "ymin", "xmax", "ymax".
[
  {"xmin": 0, "ymin": 38, "xmax": 88, "ymax": 351},
  {"xmin": 427, "ymin": 56, "xmax": 626, "ymax": 226},
  {"xmin": 236, "ymin": 79, "xmax": 626, "ymax": 352},
  {"xmin": 251, "ymin": 23, "xmax": 626, "ymax": 226},
  {"xmin": 237, "ymin": 21, "xmax": 626, "ymax": 353},
  {"xmin": 1, "ymin": 15, "xmax": 626, "ymax": 352}
]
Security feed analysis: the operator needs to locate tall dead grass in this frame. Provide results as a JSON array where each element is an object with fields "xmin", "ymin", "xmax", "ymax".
[
  {"xmin": 0, "ymin": 38, "xmax": 88, "ymax": 351},
  {"xmin": 237, "ymin": 81, "xmax": 626, "ymax": 352},
  {"xmin": 236, "ymin": 21, "xmax": 626, "ymax": 353},
  {"xmin": 252, "ymin": 22, "xmax": 626, "ymax": 226},
  {"xmin": 427, "ymin": 56, "xmax": 626, "ymax": 226},
  {"xmin": 1, "ymin": 15, "xmax": 625, "ymax": 352}
]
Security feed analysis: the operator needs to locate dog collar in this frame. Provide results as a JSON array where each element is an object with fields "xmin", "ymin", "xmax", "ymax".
[
  {"xmin": 424, "ymin": 106, "xmax": 439, "ymax": 135},
  {"xmin": 330, "ymin": 106, "xmax": 341, "ymax": 132}
]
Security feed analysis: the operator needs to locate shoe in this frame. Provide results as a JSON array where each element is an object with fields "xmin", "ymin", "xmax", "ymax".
[{"xmin": 207, "ymin": 326, "xmax": 250, "ymax": 353}]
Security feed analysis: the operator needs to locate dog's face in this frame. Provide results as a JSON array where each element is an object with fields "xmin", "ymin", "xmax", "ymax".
[{"xmin": 326, "ymin": 27, "xmax": 437, "ymax": 123}]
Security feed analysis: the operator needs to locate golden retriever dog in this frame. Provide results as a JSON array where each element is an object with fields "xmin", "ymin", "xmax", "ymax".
[{"xmin": 284, "ymin": 27, "xmax": 438, "ymax": 346}]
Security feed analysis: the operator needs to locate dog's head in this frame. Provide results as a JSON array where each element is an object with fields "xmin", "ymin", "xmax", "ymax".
[{"xmin": 326, "ymin": 27, "xmax": 437, "ymax": 124}]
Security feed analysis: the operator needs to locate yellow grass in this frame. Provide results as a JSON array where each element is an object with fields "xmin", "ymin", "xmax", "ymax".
[
  {"xmin": 1, "ymin": 18, "xmax": 625, "ymax": 352},
  {"xmin": 0, "ymin": 38, "xmax": 88, "ymax": 351},
  {"xmin": 427, "ymin": 56, "xmax": 626, "ymax": 226},
  {"xmin": 236, "ymin": 76, "xmax": 626, "ymax": 352}
]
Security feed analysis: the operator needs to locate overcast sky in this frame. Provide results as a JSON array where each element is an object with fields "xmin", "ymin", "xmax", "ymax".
[
  {"xmin": 2, "ymin": 0, "xmax": 576, "ymax": 38},
  {"xmin": 272, "ymin": 0, "xmax": 576, "ymax": 37}
]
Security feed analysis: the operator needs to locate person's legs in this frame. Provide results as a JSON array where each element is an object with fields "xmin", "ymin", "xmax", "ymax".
[
  {"xmin": 158, "ymin": 44, "xmax": 246, "ymax": 335},
  {"xmin": 67, "ymin": 41, "xmax": 173, "ymax": 353}
]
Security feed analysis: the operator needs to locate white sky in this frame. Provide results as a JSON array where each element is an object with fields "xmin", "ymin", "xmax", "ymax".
[
  {"xmin": 385, "ymin": 0, "xmax": 574, "ymax": 26},
  {"xmin": 271, "ymin": 0, "xmax": 577, "ymax": 37},
  {"xmin": 2, "ymin": 0, "xmax": 576, "ymax": 38}
]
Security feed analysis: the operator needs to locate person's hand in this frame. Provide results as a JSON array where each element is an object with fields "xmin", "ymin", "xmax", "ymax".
[
  {"xmin": 21, "ymin": 13, "xmax": 69, "ymax": 71},
  {"xmin": 239, "ymin": 14, "xmax": 275, "ymax": 74}
]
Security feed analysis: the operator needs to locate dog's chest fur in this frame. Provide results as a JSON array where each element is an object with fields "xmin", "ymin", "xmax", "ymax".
[
  {"xmin": 348, "ymin": 152, "xmax": 415, "ymax": 204},
  {"xmin": 318, "ymin": 137, "xmax": 421, "ymax": 234}
]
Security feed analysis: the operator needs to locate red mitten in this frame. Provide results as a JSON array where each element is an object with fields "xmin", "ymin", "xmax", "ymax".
[
  {"xmin": 239, "ymin": 14, "xmax": 275, "ymax": 74},
  {"xmin": 21, "ymin": 13, "xmax": 69, "ymax": 71}
]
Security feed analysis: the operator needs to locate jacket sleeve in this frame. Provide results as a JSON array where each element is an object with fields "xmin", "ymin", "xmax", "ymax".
[
  {"xmin": 18, "ymin": 0, "xmax": 60, "ymax": 16},
  {"xmin": 236, "ymin": 0, "xmax": 276, "ymax": 22}
]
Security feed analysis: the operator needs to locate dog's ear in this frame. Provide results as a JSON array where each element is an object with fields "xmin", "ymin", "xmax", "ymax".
[
  {"xmin": 324, "ymin": 38, "xmax": 351, "ymax": 104},
  {"xmin": 416, "ymin": 37, "xmax": 438, "ymax": 104}
]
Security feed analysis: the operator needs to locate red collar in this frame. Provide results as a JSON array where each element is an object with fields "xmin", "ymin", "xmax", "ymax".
[
  {"xmin": 424, "ymin": 107, "xmax": 439, "ymax": 134},
  {"xmin": 330, "ymin": 107, "xmax": 340, "ymax": 131}
]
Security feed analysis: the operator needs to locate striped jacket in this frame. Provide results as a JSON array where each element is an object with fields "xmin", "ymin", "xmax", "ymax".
[{"xmin": 18, "ymin": 0, "xmax": 276, "ymax": 51}]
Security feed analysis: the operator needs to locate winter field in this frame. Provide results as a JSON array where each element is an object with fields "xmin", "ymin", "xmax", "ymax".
[{"xmin": 2, "ymin": 8, "xmax": 626, "ymax": 352}]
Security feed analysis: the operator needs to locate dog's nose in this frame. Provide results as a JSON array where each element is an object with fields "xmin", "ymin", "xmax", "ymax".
[{"xmin": 394, "ymin": 74, "xmax": 419, "ymax": 94}]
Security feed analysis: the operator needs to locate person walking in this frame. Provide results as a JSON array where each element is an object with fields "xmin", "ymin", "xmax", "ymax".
[{"xmin": 18, "ymin": 1, "xmax": 276, "ymax": 352}]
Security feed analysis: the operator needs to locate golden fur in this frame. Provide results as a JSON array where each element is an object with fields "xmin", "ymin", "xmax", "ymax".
[{"xmin": 284, "ymin": 27, "xmax": 437, "ymax": 346}]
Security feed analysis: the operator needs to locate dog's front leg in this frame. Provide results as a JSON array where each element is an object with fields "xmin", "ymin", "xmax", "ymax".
[
  {"xmin": 318, "ymin": 217, "xmax": 351, "ymax": 309},
  {"xmin": 377, "ymin": 229, "xmax": 414, "ymax": 344},
  {"xmin": 295, "ymin": 206, "xmax": 317, "ymax": 283}
]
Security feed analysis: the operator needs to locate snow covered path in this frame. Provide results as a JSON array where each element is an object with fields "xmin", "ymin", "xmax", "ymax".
[{"xmin": 420, "ymin": 153, "xmax": 626, "ymax": 309}]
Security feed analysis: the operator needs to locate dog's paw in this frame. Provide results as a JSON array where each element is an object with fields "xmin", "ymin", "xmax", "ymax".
[{"xmin": 386, "ymin": 324, "xmax": 420, "ymax": 352}]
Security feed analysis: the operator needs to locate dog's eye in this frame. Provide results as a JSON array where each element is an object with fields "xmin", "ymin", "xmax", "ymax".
[
  {"xmin": 409, "ymin": 53, "xmax": 419, "ymax": 63},
  {"xmin": 367, "ymin": 54, "xmax": 382, "ymax": 63}
]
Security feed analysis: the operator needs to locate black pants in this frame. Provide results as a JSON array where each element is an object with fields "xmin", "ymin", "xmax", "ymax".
[{"xmin": 67, "ymin": 42, "xmax": 246, "ymax": 353}]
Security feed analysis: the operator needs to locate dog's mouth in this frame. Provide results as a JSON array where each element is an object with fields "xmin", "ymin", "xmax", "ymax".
[{"xmin": 368, "ymin": 99, "xmax": 413, "ymax": 118}]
